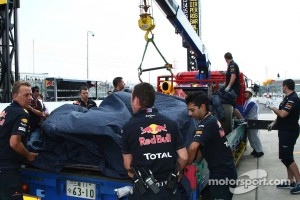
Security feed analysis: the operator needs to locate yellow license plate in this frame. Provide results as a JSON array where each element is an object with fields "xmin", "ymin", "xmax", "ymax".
[{"xmin": 23, "ymin": 194, "xmax": 41, "ymax": 200}]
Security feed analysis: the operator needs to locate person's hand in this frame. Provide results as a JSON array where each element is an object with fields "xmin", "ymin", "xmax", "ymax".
[
  {"xmin": 266, "ymin": 101, "xmax": 275, "ymax": 109},
  {"xmin": 127, "ymin": 169, "xmax": 134, "ymax": 178},
  {"xmin": 267, "ymin": 122, "xmax": 274, "ymax": 131},
  {"xmin": 27, "ymin": 105, "xmax": 33, "ymax": 112},
  {"xmin": 178, "ymin": 170, "xmax": 184, "ymax": 182},
  {"xmin": 73, "ymin": 101, "xmax": 80, "ymax": 105},
  {"xmin": 44, "ymin": 111, "xmax": 50, "ymax": 117},
  {"xmin": 225, "ymin": 86, "xmax": 231, "ymax": 92},
  {"xmin": 27, "ymin": 152, "xmax": 39, "ymax": 161}
]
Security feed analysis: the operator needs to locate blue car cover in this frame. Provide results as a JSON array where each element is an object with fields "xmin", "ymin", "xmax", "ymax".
[{"xmin": 31, "ymin": 91, "xmax": 197, "ymax": 179}]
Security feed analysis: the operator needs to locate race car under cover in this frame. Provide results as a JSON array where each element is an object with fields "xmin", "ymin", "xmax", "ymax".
[{"xmin": 30, "ymin": 91, "xmax": 197, "ymax": 179}]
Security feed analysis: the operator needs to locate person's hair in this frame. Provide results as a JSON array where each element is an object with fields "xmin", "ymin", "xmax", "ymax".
[
  {"xmin": 283, "ymin": 79, "xmax": 295, "ymax": 90},
  {"xmin": 12, "ymin": 81, "xmax": 31, "ymax": 95},
  {"xmin": 224, "ymin": 52, "xmax": 233, "ymax": 60},
  {"xmin": 79, "ymin": 85, "xmax": 88, "ymax": 93},
  {"xmin": 132, "ymin": 82, "xmax": 155, "ymax": 108},
  {"xmin": 31, "ymin": 86, "xmax": 39, "ymax": 93},
  {"xmin": 185, "ymin": 91, "xmax": 210, "ymax": 111},
  {"xmin": 113, "ymin": 77, "xmax": 123, "ymax": 88}
]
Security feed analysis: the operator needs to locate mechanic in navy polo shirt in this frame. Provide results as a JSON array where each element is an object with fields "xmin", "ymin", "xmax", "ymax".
[
  {"xmin": 224, "ymin": 52, "xmax": 244, "ymax": 121},
  {"xmin": 186, "ymin": 91, "xmax": 237, "ymax": 200},
  {"xmin": 0, "ymin": 81, "xmax": 38, "ymax": 200},
  {"xmin": 112, "ymin": 76, "xmax": 125, "ymax": 92},
  {"xmin": 73, "ymin": 85, "xmax": 97, "ymax": 109},
  {"xmin": 122, "ymin": 82, "xmax": 188, "ymax": 200},
  {"xmin": 267, "ymin": 79, "xmax": 300, "ymax": 194},
  {"xmin": 27, "ymin": 86, "xmax": 49, "ymax": 150}
]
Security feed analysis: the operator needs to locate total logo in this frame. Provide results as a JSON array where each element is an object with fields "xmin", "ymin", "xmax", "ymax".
[
  {"xmin": 143, "ymin": 152, "xmax": 172, "ymax": 160},
  {"xmin": 140, "ymin": 124, "xmax": 167, "ymax": 135}
]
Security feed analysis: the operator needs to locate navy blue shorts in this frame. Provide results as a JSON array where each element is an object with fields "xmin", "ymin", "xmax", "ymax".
[{"xmin": 278, "ymin": 130, "xmax": 299, "ymax": 160}]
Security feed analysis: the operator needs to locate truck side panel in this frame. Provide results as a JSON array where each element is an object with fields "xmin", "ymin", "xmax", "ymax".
[{"xmin": 21, "ymin": 167, "xmax": 131, "ymax": 200}]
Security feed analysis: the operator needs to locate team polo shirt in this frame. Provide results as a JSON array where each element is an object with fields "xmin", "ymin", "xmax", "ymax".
[
  {"xmin": 226, "ymin": 60, "xmax": 240, "ymax": 96},
  {"xmin": 73, "ymin": 99, "xmax": 97, "ymax": 109},
  {"xmin": 277, "ymin": 91, "xmax": 300, "ymax": 132},
  {"xmin": 193, "ymin": 114, "xmax": 236, "ymax": 179},
  {"xmin": 0, "ymin": 101, "xmax": 30, "ymax": 170},
  {"xmin": 29, "ymin": 98, "xmax": 44, "ymax": 131},
  {"xmin": 122, "ymin": 108, "xmax": 185, "ymax": 181}
]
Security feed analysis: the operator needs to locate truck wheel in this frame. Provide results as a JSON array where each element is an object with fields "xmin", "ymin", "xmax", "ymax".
[{"xmin": 221, "ymin": 104, "xmax": 233, "ymax": 134}]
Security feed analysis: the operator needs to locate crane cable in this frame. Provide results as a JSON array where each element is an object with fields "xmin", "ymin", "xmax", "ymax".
[{"xmin": 137, "ymin": 0, "xmax": 173, "ymax": 83}]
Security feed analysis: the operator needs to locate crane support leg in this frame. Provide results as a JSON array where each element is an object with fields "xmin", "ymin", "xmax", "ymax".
[{"xmin": 0, "ymin": 0, "xmax": 19, "ymax": 103}]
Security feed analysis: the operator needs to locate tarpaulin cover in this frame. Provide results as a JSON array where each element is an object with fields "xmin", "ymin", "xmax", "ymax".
[{"xmin": 30, "ymin": 92, "xmax": 197, "ymax": 179}]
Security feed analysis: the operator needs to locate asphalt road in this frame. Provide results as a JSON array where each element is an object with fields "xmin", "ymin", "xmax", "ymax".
[{"xmin": 233, "ymin": 111, "xmax": 300, "ymax": 200}]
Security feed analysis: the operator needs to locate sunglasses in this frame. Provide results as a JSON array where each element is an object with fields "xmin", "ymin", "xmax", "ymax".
[{"xmin": 35, "ymin": 90, "xmax": 40, "ymax": 92}]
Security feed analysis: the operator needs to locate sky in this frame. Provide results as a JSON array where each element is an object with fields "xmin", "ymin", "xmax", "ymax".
[{"xmin": 17, "ymin": 0, "xmax": 300, "ymax": 85}]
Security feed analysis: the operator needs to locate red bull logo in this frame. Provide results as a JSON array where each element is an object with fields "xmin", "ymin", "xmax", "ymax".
[
  {"xmin": 140, "ymin": 124, "xmax": 167, "ymax": 135},
  {"xmin": 0, "ymin": 111, "xmax": 6, "ymax": 118},
  {"xmin": 0, "ymin": 111, "xmax": 6, "ymax": 126},
  {"xmin": 45, "ymin": 80, "xmax": 54, "ymax": 87},
  {"xmin": 139, "ymin": 134, "xmax": 172, "ymax": 146}
]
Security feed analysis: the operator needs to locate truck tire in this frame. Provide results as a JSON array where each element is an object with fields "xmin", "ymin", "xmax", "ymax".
[{"xmin": 221, "ymin": 104, "xmax": 233, "ymax": 134}]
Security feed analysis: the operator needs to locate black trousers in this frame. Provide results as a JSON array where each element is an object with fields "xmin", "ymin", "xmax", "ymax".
[
  {"xmin": 208, "ymin": 184, "xmax": 234, "ymax": 200},
  {"xmin": 0, "ymin": 170, "xmax": 23, "ymax": 200}
]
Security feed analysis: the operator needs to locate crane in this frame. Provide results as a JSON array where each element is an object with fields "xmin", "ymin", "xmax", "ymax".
[
  {"xmin": 0, "ymin": 0, "xmax": 208, "ymax": 103},
  {"xmin": 0, "ymin": 0, "xmax": 20, "ymax": 103},
  {"xmin": 137, "ymin": 0, "xmax": 209, "ymax": 86},
  {"xmin": 153, "ymin": 0, "xmax": 209, "ymax": 72}
]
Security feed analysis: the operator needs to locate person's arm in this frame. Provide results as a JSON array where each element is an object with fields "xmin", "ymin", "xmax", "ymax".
[
  {"xmin": 269, "ymin": 106, "xmax": 289, "ymax": 118},
  {"xmin": 176, "ymin": 147, "xmax": 188, "ymax": 171},
  {"xmin": 42, "ymin": 102, "xmax": 50, "ymax": 117},
  {"xmin": 28, "ymin": 105, "xmax": 45, "ymax": 118},
  {"xmin": 243, "ymin": 102, "xmax": 256, "ymax": 118},
  {"xmin": 187, "ymin": 141, "xmax": 201, "ymax": 164},
  {"xmin": 122, "ymin": 153, "xmax": 134, "ymax": 178},
  {"xmin": 228, "ymin": 73, "xmax": 237, "ymax": 88},
  {"xmin": 10, "ymin": 135, "xmax": 38, "ymax": 161},
  {"xmin": 44, "ymin": 106, "xmax": 50, "ymax": 117},
  {"xmin": 267, "ymin": 118, "xmax": 277, "ymax": 131}
]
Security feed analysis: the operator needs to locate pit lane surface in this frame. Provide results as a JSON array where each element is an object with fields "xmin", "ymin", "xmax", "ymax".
[{"xmin": 232, "ymin": 103, "xmax": 300, "ymax": 200}]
